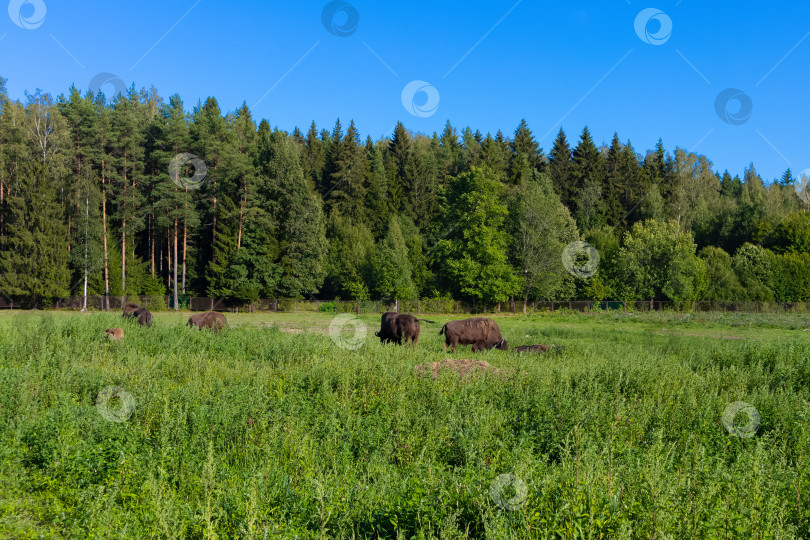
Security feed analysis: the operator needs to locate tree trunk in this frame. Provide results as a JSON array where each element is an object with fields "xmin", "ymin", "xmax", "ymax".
[
  {"xmin": 150, "ymin": 214, "xmax": 155, "ymax": 278},
  {"xmin": 237, "ymin": 179, "xmax": 245, "ymax": 250},
  {"xmin": 182, "ymin": 188, "xmax": 188, "ymax": 293},
  {"xmin": 212, "ymin": 178, "xmax": 217, "ymax": 263},
  {"xmin": 81, "ymin": 196, "xmax": 89, "ymax": 312},
  {"xmin": 167, "ymin": 218, "xmax": 172, "ymax": 291},
  {"xmin": 182, "ymin": 217, "xmax": 187, "ymax": 294},
  {"xmin": 102, "ymin": 161, "xmax": 110, "ymax": 310},
  {"xmin": 121, "ymin": 157, "xmax": 127, "ymax": 293},
  {"xmin": 0, "ymin": 172, "xmax": 4, "ymax": 239},
  {"xmin": 173, "ymin": 216, "xmax": 179, "ymax": 311}
]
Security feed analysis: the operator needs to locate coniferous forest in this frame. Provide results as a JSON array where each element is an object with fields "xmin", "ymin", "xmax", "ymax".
[{"xmin": 1, "ymin": 78, "xmax": 809, "ymax": 308}]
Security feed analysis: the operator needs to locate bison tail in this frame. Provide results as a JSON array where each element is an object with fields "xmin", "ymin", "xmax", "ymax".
[{"xmin": 439, "ymin": 324, "xmax": 446, "ymax": 336}]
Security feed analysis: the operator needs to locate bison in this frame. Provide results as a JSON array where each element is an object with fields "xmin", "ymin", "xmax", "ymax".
[
  {"xmin": 133, "ymin": 307, "xmax": 153, "ymax": 327},
  {"xmin": 122, "ymin": 302, "xmax": 140, "ymax": 316},
  {"xmin": 375, "ymin": 312, "xmax": 435, "ymax": 345},
  {"xmin": 187, "ymin": 311, "xmax": 227, "ymax": 331},
  {"xmin": 439, "ymin": 317, "xmax": 508, "ymax": 353},
  {"xmin": 104, "ymin": 327, "xmax": 124, "ymax": 340},
  {"xmin": 123, "ymin": 304, "xmax": 153, "ymax": 327}
]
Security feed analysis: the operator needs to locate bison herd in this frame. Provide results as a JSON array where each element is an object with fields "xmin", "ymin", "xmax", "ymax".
[
  {"xmin": 375, "ymin": 312, "xmax": 553, "ymax": 354},
  {"xmin": 105, "ymin": 303, "xmax": 228, "ymax": 340},
  {"xmin": 105, "ymin": 305, "xmax": 555, "ymax": 353}
]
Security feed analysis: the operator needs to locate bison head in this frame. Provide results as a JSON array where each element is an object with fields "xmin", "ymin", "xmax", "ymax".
[{"xmin": 495, "ymin": 339, "xmax": 508, "ymax": 351}]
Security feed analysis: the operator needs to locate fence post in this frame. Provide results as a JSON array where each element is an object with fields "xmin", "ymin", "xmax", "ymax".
[
  {"xmin": 376, "ymin": 300, "xmax": 380, "ymax": 313},
  {"xmin": 437, "ymin": 300, "xmax": 440, "ymax": 314},
  {"xmin": 356, "ymin": 299, "xmax": 360, "ymax": 314},
  {"xmin": 336, "ymin": 299, "xmax": 340, "ymax": 313},
  {"xmin": 416, "ymin": 299, "xmax": 420, "ymax": 315}
]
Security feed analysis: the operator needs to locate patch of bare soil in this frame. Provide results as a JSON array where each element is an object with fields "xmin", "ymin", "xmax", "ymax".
[{"xmin": 414, "ymin": 358, "xmax": 506, "ymax": 379}]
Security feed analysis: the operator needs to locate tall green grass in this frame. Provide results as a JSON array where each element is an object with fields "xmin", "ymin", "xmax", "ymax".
[{"xmin": 0, "ymin": 311, "xmax": 808, "ymax": 538}]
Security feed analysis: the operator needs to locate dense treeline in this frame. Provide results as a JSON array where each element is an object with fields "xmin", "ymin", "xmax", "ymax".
[{"xmin": 0, "ymin": 78, "xmax": 808, "ymax": 307}]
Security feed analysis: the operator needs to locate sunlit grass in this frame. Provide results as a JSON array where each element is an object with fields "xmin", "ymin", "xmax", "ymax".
[{"xmin": 0, "ymin": 309, "xmax": 808, "ymax": 538}]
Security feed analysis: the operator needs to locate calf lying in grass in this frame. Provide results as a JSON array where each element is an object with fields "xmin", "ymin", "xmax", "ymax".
[{"xmin": 104, "ymin": 327, "xmax": 124, "ymax": 340}]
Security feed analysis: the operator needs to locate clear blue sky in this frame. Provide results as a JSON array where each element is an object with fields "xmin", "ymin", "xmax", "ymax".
[{"xmin": 2, "ymin": 0, "xmax": 808, "ymax": 181}]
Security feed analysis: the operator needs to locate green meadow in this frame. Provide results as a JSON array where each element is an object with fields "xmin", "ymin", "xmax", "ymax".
[{"xmin": 0, "ymin": 310, "xmax": 808, "ymax": 538}]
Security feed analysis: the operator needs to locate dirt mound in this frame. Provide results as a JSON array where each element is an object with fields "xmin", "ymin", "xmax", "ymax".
[{"xmin": 415, "ymin": 358, "xmax": 504, "ymax": 379}]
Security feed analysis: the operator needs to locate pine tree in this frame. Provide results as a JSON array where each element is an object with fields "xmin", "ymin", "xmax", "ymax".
[
  {"xmin": 109, "ymin": 87, "xmax": 148, "ymax": 294},
  {"xmin": 57, "ymin": 87, "xmax": 104, "ymax": 307},
  {"xmin": 190, "ymin": 97, "xmax": 230, "ymax": 285}
]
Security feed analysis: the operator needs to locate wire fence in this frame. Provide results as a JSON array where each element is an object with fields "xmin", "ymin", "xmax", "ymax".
[{"xmin": 1, "ymin": 295, "xmax": 808, "ymax": 314}]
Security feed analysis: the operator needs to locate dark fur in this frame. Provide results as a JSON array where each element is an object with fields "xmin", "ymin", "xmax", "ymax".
[
  {"xmin": 122, "ymin": 302, "xmax": 141, "ymax": 316},
  {"xmin": 122, "ymin": 303, "xmax": 152, "ymax": 327},
  {"xmin": 187, "ymin": 311, "xmax": 227, "ymax": 331},
  {"xmin": 439, "ymin": 317, "xmax": 508, "ymax": 353},
  {"xmin": 374, "ymin": 312, "xmax": 434, "ymax": 345},
  {"xmin": 134, "ymin": 307, "xmax": 153, "ymax": 327}
]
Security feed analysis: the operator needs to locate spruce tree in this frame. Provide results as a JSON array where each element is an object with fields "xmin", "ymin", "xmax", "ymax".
[
  {"xmin": 0, "ymin": 159, "xmax": 71, "ymax": 307},
  {"xmin": 264, "ymin": 132, "xmax": 327, "ymax": 297},
  {"xmin": 548, "ymin": 128, "xmax": 574, "ymax": 209},
  {"xmin": 571, "ymin": 126, "xmax": 605, "ymax": 232},
  {"xmin": 371, "ymin": 216, "xmax": 416, "ymax": 302}
]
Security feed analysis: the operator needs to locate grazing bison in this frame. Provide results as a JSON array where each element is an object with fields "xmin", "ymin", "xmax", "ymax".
[
  {"xmin": 133, "ymin": 307, "xmax": 153, "ymax": 327},
  {"xmin": 375, "ymin": 312, "xmax": 435, "ymax": 345},
  {"xmin": 104, "ymin": 327, "xmax": 124, "ymax": 340},
  {"xmin": 439, "ymin": 317, "xmax": 508, "ymax": 353},
  {"xmin": 122, "ymin": 302, "xmax": 141, "ymax": 316},
  {"xmin": 123, "ymin": 303, "xmax": 153, "ymax": 327},
  {"xmin": 187, "ymin": 311, "xmax": 227, "ymax": 331}
]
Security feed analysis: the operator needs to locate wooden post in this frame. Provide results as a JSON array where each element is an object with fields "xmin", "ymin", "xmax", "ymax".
[
  {"xmin": 336, "ymin": 299, "xmax": 340, "ymax": 313},
  {"xmin": 437, "ymin": 300, "xmax": 440, "ymax": 314},
  {"xmin": 356, "ymin": 299, "xmax": 360, "ymax": 314},
  {"xmin": 416, "ymin": 299, "xmax": 420, "ymax": 315}
]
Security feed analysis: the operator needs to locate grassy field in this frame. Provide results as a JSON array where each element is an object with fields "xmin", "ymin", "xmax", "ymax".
[{"xmin": 0, "ymin": 309, "xmax": 808, "ymax": 538}]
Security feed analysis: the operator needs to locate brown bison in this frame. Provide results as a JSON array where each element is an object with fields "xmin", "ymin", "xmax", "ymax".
[
  {"xmin": 122, "ymin": 302, "xmax": 140, "ymax": 316},
  {"xmin": 104, "ymin": 327, "xmax": 124, "ymax": 340},
  {"xmin": 187, "ymin": 311, "xmax": 227, "ymax": 331},
  {"xmin": 439, "ymin": 317, "xmax": 508, "ymax": 353},
  {"xmin": 513, "ymin": 344, "xmax": 549, "ymax": 353},
  {"xmin": 123, "ymin": 304, "xmax": 153, "ymax": 327},
  {"xmin": 375, "ymin": 312, "xmax": 435, "ymax": 345}
]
